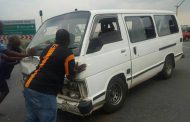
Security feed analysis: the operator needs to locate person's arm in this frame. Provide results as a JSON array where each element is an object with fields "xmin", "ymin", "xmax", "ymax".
[
  {"xmin": 4, "ymin": 48, "xmax": 35, "ymax": 58},
  {"xmin": 64, "ymin": 53, "xmax": 86, "ymax": 81},
  {"xmin": 1, "ymin": 54, "xmax": 23, "ymax": 61},
  {"xmin": 4, "ymin": 49, "xmax": 28, "ymax": 57},
  {"xmin": 64, "ymin": 54, "xmax": 75, "ymax": 80}
]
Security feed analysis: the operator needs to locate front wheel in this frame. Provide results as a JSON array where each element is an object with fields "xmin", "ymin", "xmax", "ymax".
[{"xmin": 103, "ymin": 77, "xmax": 127, "ymax": 113}]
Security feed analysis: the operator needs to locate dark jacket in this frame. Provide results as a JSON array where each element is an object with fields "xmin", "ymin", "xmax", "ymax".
[
  {"xmin": 25, "ymin": 44, "xmax": 75, "ymax": 95},
  {"xmin": 4, "ymin": 44, "xmax": 22, "ymax": 79}
]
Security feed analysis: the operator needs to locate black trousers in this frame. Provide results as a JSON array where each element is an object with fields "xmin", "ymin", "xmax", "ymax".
[
  {"xmin": 4, "ymin": 64, "xmax": 14, "ymax": 79},
  {"xmin": 0, "ymin": 64, "xmax": 10, "ymax": 103},
  {"xmin": 0, "ymin": 79, "xmax": 9, "ymax": 103}
]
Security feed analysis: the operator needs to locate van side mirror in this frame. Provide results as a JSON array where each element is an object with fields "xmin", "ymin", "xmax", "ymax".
[{"xmin": 87, "ymin": 37, "xmax": 103, "ymax": 54}]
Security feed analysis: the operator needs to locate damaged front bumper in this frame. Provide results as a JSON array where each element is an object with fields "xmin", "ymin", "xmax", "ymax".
[
  {"xmin": 57, "ymin": 79, "xmax": 92, "ymax": 116},
  {"xmin": 57, "ymin": 95, "xmax": 93, "ymax": 115}
]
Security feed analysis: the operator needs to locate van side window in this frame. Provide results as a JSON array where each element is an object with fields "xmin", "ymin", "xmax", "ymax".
[
  {"xmin": 154, "ymin": 15, "xmax": 179, "ymax": 37},
  {"xmin": 87, "ymin": 15, "xmax": 122, "ymax": 54},
  {"xmin": 125, "ymin": 16, "xmax": 156, "ymax": 43}
]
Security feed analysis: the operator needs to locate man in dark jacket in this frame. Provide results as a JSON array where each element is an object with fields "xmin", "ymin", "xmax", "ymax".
[
  {"xmin": 0, "ymin": 43, "xmax": 33, "ymax": 104},
  {"xmin": 4, "ymin": 36, "xmax": 22, "ymax": 79},
  {"xmin": 0, "ymin": 21, "xmax": 34, "ymax": 104},
  {"xmin": 23, "ymin": 29, "xmax": 86, "ymax": 122}
]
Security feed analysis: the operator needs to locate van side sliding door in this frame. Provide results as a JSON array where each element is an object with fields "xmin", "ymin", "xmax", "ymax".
[{"xmin": 122, "ymin": 14, "xmax": 162, "ymax": 87}]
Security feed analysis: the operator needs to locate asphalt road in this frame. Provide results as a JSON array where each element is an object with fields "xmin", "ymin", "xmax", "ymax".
[{"xmin": 0, "ymin": 41, "xmax": 190, "ymax": 122}]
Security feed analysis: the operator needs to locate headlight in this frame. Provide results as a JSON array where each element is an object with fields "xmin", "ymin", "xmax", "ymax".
[
  {"xmin": 69, "ymin": 91, "xmax": 80, "ymax": 99},
  {"xmin": 61, "ymin": 79, "xmax": 88, "ymax": 99},
  {"xmin": 68, "ymin": 82, "xmax": 78, "ymax": 90},
  {"xmin": 62, "ymin": 80, "xmax": 81, "ymax": 99}
]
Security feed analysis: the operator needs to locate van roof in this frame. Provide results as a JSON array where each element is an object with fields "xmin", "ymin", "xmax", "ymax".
[
  {"xmin": 88, "ymin": 9, "xmax": 175, "ymax": 15},
  {"xmin": 44, "ymin": 10, "xmax": 175, "ymax": 24}
]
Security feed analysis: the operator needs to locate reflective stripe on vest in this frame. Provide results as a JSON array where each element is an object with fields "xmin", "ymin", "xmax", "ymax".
[{"xmin": 64, "ymin": 54, "xmax": 75, "ymax": 78}]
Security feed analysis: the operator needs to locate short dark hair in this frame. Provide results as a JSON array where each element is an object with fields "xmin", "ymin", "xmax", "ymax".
[
  {"xmin": 8, "ymin": 35, "xmax": 21, "ymax": 46},
  {"xmin": 55, "ymin": 29, "xmax": 70, "ymax": 47}
]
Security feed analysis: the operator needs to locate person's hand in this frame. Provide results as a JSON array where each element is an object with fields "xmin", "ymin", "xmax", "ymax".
[
  {"xmin": 27, "ymin": 48, "xmax": 36, "ymax": 56},
  {"xmin": 2, "ymin": 54, "xmax": 23, "ymax": 61},
  {"xmin": 75, "ymin": 63, "xmax": 86, "ymax": 73}
]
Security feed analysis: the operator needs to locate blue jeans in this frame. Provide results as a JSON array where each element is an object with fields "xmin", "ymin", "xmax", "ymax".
[{"xmin": 23, "ymin": 88, "xmax": 57, "ymax": 122}]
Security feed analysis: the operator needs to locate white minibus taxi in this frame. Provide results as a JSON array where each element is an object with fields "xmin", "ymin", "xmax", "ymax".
[{"xmin": 21, "ymin": 10, "xmax": 183, "ymax": 116}]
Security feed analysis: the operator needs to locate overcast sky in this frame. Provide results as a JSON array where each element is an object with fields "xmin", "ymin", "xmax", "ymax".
[{"xmin": 0, "ymin": 0, "xmax": 189, "ymax": 28}]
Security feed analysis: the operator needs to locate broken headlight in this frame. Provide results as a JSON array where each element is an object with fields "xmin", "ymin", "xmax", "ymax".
[
  {"xmin": 61, "ymin": 80, "xmax": 81, "ymax": 99},
  {"xmin": 61, "ymin": 79, "xmax": 88, "ymax": 99}
]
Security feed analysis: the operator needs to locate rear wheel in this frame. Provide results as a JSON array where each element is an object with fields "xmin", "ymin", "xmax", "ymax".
[
  {"xmin": 161, "ymin": 56, "xmax": 174, "ymax": 79},
  {"xmin": 103, "ymin": 77, "xmax": 127, "ymax": 113}
]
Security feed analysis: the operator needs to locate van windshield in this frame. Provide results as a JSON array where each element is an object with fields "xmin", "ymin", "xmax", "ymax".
[{"xmin": 28, "ymin": 11, "xmax": 90, "ymax": 56}]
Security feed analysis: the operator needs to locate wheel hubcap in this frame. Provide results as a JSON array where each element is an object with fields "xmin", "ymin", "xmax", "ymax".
[
  {"xmin": 108, "ymin": 83, "xmax": 122, "ymax": 105},
  {"xmin": 166, "ymin": 61, "xmax": 172, "ymax": 75}
]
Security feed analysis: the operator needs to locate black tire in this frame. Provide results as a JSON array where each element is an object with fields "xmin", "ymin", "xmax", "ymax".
[
  {"xmin": 103, "ymin": 77, "xmax": 127, "ymax": 113},
  {"xmin": 161, "ymin": 56, "xmax": 174, "ymax": 79}
]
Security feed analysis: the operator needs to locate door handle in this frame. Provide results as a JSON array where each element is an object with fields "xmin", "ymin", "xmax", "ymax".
[
  {"xmin": 121, "ymin": 49, "xmax": 126, "ymax": 53},
  {"xmin": 133, "ymin": 47, "xmax": 137, "ymax": 55},
  {"xmin": 180, "ymin": 38, "xmax": 183, "ymax": 42}
]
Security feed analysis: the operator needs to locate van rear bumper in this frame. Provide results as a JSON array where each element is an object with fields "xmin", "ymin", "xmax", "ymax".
[{"xmin": 57, "ymin": 97, "xmax": 93, "ymax": 115}]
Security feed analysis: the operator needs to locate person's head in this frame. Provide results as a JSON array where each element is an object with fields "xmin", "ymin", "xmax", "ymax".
[
  {"xmin": 0, "ymin": 21, "xmax": 3, "ymax": 35},
  {"xmin": 8, "ymin": 35, "xmax": 21, "ymax": 47},
  {"xmin": 55, "ymin": 29, "xmax": 70, "ymax": 47}
]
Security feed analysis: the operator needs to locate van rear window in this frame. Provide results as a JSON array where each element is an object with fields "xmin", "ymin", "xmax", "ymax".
[{"xmin": 154, "ymin": 15, "xmax": 179, "ymax": 37}]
